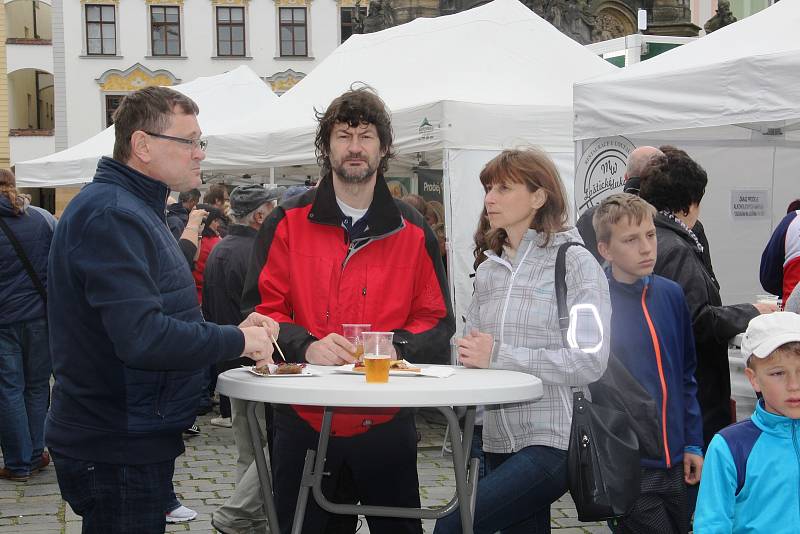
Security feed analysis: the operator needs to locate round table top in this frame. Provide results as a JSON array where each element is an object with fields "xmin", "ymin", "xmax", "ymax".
[{"xmin": 217, "ymin": 365, "xmax": 543, "ymax": 408}]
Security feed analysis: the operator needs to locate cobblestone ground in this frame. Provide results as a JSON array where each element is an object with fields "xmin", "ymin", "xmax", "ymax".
[{"xmin": 1, "ymin": 409, "xmax": 609, "ymax": 534}]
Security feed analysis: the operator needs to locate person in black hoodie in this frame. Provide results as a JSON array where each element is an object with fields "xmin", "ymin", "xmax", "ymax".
[
  {"xmin": 46, "ymin": 86, "xmax": 278, "ymax": 534},
  {"xmin": 639, "ymin": 150, "xmax": 774, "ymax": 446}
]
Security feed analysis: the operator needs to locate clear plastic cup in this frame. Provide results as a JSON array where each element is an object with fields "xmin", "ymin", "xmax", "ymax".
[
  {"xmin": 342, "ymin": 324, "xmax": 371, "ymax": 362},
  {"xmin": 362, "ymin": 331, "xmax": 394, "ymax": 383}
]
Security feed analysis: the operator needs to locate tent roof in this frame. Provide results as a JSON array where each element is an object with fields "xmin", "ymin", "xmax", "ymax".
[
  {"xmin": 14, "ymin": 65, "xmax": 279, "ymax": 187},
  {"xmin": 209, "ymin": 0, "xmax": 615, "ymax": 166},
  {"xmin": 573, "ymin": 0, "xmax": 800, "ymax": 140}
]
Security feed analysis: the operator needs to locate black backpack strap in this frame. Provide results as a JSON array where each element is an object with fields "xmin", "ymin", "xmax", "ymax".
[
  {"xmin": 555, "ymin": 241, "xmax": 585, "ymax": 348},
  {"xmin": 0, "ymin": 216, "xmax": 47, "ymax": 304}
]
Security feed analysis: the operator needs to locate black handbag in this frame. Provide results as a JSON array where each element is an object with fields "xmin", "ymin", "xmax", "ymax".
[{"xmin": 555, "ymin": 242, "xmax": 642, "ymax": 522}]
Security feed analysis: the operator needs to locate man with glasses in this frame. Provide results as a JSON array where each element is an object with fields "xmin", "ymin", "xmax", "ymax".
[{"xmin": 46, "ymin": 86, "xmax": 279, "ymax": 533}]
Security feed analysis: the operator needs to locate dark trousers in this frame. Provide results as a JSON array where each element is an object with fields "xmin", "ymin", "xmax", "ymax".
[
  {"xmin": 611, "ymin": 464, "xmax": 689, "ymax": 534},
  {"xmin": 51, "ymin": 451, "xmax": 174, "ymax": 534},
  {"xmin": 272, "ymin": 408, "xmax": 423, "ymax": 534}
]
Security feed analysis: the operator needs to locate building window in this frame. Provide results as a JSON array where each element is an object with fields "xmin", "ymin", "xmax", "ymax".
[
  {"xmin": 85, "ymin": 4, "xmax": 116, "ymax": 55},
  {"xmin": 216, "ymin": 6, "xmax": 245, "ymax": 56},
  {"xmin": 151, "ymin": 6, "xmax": 181, "ymax": 56},
  {"xmin": 340, "ymin": 6, "xmax": 366, "ymax": 43},
  {"xmin": 105, "ymin": 94, "xmax": 126, "ymax": 126},
  {"xmin": 279, "ymin": 7, "xmax": 306, "ymax": 57}
]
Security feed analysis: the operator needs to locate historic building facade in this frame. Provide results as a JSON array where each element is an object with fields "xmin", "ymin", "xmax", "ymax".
[{"xmin": 52, "ymin": 0, "xmax": 372, "ymax": 153}]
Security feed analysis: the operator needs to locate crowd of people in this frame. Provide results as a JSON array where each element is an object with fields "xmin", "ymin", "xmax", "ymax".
[{"xmin": 2, "ymin": 83, "xmax": 800, "ymax": 534}]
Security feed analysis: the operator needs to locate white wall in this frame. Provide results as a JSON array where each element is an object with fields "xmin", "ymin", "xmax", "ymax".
[{"xmin": 61, "ymin": 0, "xmax": 345, "ymax": 147}]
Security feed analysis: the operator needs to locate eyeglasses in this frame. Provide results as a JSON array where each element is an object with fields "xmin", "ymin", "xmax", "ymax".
[{"xmin": 144, "ymin": 131, "xmax": 208, "ymax": 152}]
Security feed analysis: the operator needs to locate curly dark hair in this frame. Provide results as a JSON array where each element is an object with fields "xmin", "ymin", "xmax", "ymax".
[
  {"xmin": 314, "ymin": 85, "xmax": 394, "ymax": 178},
  {"xmin": 639, "ymin": 148, "xmax": 708, "ymax": 215}
]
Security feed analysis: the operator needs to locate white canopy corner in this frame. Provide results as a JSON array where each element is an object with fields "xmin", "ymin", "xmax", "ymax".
[{"xmin": 572, "ymin": 0, "xmax": 800, "ymax": 305}]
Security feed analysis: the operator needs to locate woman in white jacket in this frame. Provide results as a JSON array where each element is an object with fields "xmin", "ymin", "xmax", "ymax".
[{"xmin": 435, "ymin": 148, "xmax": 611, "ymax": 534}]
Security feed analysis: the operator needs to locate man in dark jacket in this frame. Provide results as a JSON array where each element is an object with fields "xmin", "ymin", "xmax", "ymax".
[
  {"xmin": 46, "ymin": 86, "xmax": 278, "ymax": 533},
  {"xmin": 241, "ymin": 87, "xmax": 455, "ymax": 534},
  {"xmin": 0, "ymin": 169, "xmax": 56, "ymax": 482},
  {"xmin": 166, "ymin": 188, "xmax": 200, "ymax": 239},
  {"xmin": 207, "ymin": 184, "xmax": 284, "ymax": 534}
]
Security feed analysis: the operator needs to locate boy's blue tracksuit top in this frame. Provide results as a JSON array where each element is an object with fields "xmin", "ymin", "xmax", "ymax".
[
  {"xmin": 606, "ymin": 272, "xmax": 704, "ymax": 468},
  {"xmin": 46, "ymin": 157, "xmax": 245, "ymax": 465},
  {"xmin": 695, "ymin": 400, "xmax": 800, "ymax": 533}
]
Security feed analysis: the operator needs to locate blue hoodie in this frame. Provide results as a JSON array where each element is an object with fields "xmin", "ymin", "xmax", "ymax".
[
  {"xmin": 46, "ymin": 157, "xmax": 244, "ymax": 465},
  {"xmin": 606, "ymin": 271, "xmax": 704, "ymax": 469},
  {"xmin": 695, "ymin": 400, "xmax": 800, "ymax": 533}
]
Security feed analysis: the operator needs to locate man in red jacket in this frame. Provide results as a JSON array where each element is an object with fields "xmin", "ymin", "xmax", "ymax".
[{"xmin": 240, "ymin": 87, "xmax": 455, "ymax": 534}]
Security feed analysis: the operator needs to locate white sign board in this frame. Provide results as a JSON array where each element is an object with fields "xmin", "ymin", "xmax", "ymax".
[
  {"xmin": 730, "ymin": 189, "xmax": 769, "ymax": 219},
  {"xmin": 575, "ymin": 136, "xmax": 636, "ymax": 215}
]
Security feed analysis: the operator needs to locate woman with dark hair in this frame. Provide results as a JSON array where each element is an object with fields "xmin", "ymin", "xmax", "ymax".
[
  {"xmin": 639, "ymin": 152, "xmax": 772, "ymax": 446},
  {"xmin": 434, "ymin": 148, "xmax": 610, "ymax": 534}
]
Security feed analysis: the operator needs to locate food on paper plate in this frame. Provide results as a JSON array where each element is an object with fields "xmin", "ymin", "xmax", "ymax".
[
  {"xmin": 252, "ymin": 363, "xmax": 306, "ymax": 375},
  {"xmin": 352, "ymin": 359, "xmax": 421, "ymax": 373}
]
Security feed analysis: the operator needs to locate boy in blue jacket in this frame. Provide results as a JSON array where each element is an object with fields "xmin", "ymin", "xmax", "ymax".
[
  {"xmin": 594, "ymin": 193, "xmax": 704, "ymax": 533},
  {"xmin": 695, "ymin": 312, "xmax": 800, "ymax": 533}
]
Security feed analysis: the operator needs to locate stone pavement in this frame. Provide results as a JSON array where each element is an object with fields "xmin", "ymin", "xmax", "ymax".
[{"xmin": 1, "ymin": 409, "xmax": 609, "ymax": 533}]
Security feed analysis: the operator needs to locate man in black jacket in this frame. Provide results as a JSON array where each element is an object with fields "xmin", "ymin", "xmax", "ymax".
[
  {"xmin": 166, "ymin": 188, "xmax": 200, "ymax": 239},
  {"xmin": 207, "ymin": 184, "xmax": 284, "ymax": 534}
]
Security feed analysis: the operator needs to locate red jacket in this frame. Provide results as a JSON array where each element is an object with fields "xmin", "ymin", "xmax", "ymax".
[
  {"xmin": 243, "ymin": 175, "xmax": 455, "ymax": 436},
  {"xmin": 193, "ymin": 234, "xmax": 221, "ymax": 304}
]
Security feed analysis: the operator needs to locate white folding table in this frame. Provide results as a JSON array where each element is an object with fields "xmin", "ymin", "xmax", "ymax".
[{"xmin": 217, "ymin": 365, "xmax": 543, "ymax": 534}]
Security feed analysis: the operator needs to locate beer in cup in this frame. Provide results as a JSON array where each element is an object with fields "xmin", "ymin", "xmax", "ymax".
[{"xmin": 362, "ymin": 331, "xmax": 393, "ymax": 383}]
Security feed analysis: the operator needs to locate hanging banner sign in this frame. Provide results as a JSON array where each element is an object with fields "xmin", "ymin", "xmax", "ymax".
[{"xmin": 575, "ymin": 136, "xmax": 636, "ymax": 215}]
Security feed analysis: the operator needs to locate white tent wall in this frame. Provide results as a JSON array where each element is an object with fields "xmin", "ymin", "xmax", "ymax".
[
  {"xmin": 574, "ymin": 135, "xmax": 800, "ymax": 306},
  {"xmin": 446, "ymin": 147, "xmax": 575, "ymax": 328}
]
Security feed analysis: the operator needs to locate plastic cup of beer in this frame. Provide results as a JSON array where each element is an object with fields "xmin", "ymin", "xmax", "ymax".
[
  {"xmin": 342, "ymin": 323, "xmax": 371, "ymax": 363},
  {"xmin": 362, "ymin": 331, "xmax": 394, "ymax": 383}
]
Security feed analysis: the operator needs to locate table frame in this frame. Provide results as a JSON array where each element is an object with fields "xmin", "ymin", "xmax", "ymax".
[{"xmin": 244, "ymin": 401, "xmax": 481, "ymax": 534}]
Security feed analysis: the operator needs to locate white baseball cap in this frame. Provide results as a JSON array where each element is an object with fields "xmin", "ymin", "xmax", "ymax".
[{"xmin": 741, "ymin": 312, "xmax": 800, "ymax": 359}]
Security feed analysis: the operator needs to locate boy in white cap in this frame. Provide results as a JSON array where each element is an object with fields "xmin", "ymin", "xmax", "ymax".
[{"xmin": 694, "ymin": 312, "xmax": 800, "ymax": 533}]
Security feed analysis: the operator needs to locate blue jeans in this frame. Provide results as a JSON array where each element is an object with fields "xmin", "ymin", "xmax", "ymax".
[
  {"xmin": 434, "ymin": 444, "xmax": 568, "ymax": 534},
  {"xmin": 52, "ymin": 451, "xmax": 175, "ymax": 533},
  {"xmin": 0, "ymin": 318, "xmax": 52, "ymax": 475}
]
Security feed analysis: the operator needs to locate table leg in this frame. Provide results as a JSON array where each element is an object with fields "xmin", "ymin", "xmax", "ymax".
[
  {"xmin": 438, "ymin": 406, "xmax": 475, "ymax": 534},
  {"xmin": 294, "ymin": 406, "xmax": 477, "ymax": 533},
  {"xmin": 246, "ymin": 400, "xmax": 281, "ymax": 533}
]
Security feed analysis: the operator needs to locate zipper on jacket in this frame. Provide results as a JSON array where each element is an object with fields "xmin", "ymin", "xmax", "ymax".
[
  {"xmin": 793, "ymin": 421, "xmax": 800, "ymax": 518},
  {"xmin": 641, "ymin": 284, "xmax": 671, "ymax": 467},
  {"xmin": 492, "ymin": 240, "xmax": 534, "ymax": 452}
]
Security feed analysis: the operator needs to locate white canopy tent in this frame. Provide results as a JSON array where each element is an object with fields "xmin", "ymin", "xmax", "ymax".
[
  {"xmin": 210, "ymin": 0, "xmax": 616, "ymax": 324},
  {"xmin": 14, "ymin": 65, "xmax": 280, "ymax": 187},
  {"xmin": 573, "ymin": 0, "xmax": 800, "ymax": 305}
]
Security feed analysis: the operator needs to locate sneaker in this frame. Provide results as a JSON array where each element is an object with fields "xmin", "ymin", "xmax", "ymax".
[
  {"xmin": 166, "ymin": 505, "xmax": 198, "ymax": 523},
  {"xmin": 210, "ymin": 417, "xmax": 232, "ymax": 428},
  {"xmin": 183, "ymin": 423, "xmax": 201, "ymax": 436}
]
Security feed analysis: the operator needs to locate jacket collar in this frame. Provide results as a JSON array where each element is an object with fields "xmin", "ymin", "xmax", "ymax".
[
  {"xmin": 93, "ymin": 157, "xmax": 170, "ymax": 217},
  {"xmin": 227, "ymin": 224, "xmax": 258, "ymax": 238},
  {"xmin": 753, "ymin": 398, "xmax": 800, "ymax": 436},
  {"xmin": 654, "ymin": 212, "xmax": 697, "ymax": 247},
  {"xmin": 604, "ymin": 267, "xmax": 652, "ymax": 295},
  {"xmin": 307, "ymin": 173, "xmax": 403, "ymax": 237}
]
